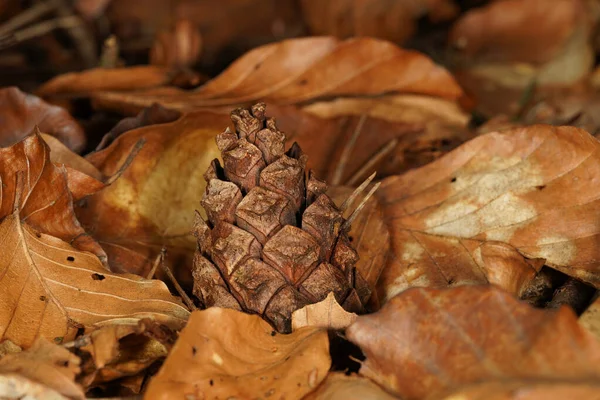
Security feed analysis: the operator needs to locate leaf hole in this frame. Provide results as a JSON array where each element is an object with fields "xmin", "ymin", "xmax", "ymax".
[
  {"xmin": 209, "ymin": 379, "xmax": 214, "ymax": 386},
  {"xmin": 536, "ymin": 185, "xmax": 546, "ymax": 190},
  {"xmin": 91, "ymin": 273, "xmax": 105, "ymax": 281},
  {"xmin": 192, "ymin": 346, "xmax": 197, "ymax": 355},
  {"xmin": 39, "ymin": 295, "xmax": 46, "ymax": 301},
  {"xmin": 348, "ymin": 236, "xmax": 354, "ymax": 242},
  {"xmin": 270, "ymin": 330, "xmax": 276, "ymax": 336},
  {"xmin": 67, "ymin": 256, "xmax": 75, "ymax": 262},
  {"xmin": 450, "ymin": 177, "xmax": 457, "ymax": 183},
  {"xmin": 35, "ymin": 232, "xmax": 41, "ymax": 238}
]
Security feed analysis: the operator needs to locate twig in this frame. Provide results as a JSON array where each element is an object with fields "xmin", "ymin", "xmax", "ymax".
[
  {"xmin": 345, "ymin": 138, "xmax": 398, "ymax": 187},
  {"xmin": 50, "ymin": 0, "xmax": 98, "ymax": 68},
  {"xmin": 339, "ymin": 172, "xmax": 376, "ymax": 212},
  {"xmin": 0, "ymin": 1, "xmax": 55, "ymax": 36},
  {"xmin": 0, "ymin": 16, "xmax": 81, "ymax": 50},
  {"xmin": 341, "ymin": 182, "xmax": 381, "ymax": 231},
  {"xmin": 104, "ymin": 139, "xmax": 146, "ymax": 185},
  {"xmin": 146, "ymin": 249, "xmax": 164, "ymax": 280},
  {"xmin": 160, "ymin": 249, "xmax": 198, "ymax": 312},
  {"xmin": 330, "ymin": 114, "xmax": 367, "ymax": 185}
]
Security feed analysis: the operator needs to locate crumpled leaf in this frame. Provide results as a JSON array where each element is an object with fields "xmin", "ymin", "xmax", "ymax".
[
  {"xmin": 0, "ymin": 87, "xmax": 85, "ymax": 152},
  {"xmin": 145, "ymin": 308, "xmax": 330, "ymax": 400},
  {"xmin": 438, "ymin": 380, "xmax": 600, "ymax": 400},
  {"xmin": 304, "ymin": 372, "xmax": 398, "ymax": 400},
  {"xmin": 0, "ymin": 338, "xmax": 84, "ymax": 400},
  {"xmin": 92, "ymin": 37, "xmax": 464, "ymax": 111},
  {"xmin": 346, "ymin": 285, "xmax": 600, "ymax": 400},
  {"xmin": 376, "ymin": 125, "xmax": 600, "ymax": 303},
  {"xmin": 71, "ymin": 319, "xmax": 176, "ymax": 387},
  {"xmin": 0, "ymin": 204, "xmax": 189, "ymax": 348},
  {"xmin": 301, "ymin": 0, "xmax": 458, "ymax": 45},
  {"xmin": 76, "ymin": 110, "xmax": 223, "ymax": 276},
  {"xmin": 0, "ymin": 133, "xmax": 104, "ymax": 259},
  {"xmin": 292, "ymin": 292, "xmax": 358, "ymax": 331}
]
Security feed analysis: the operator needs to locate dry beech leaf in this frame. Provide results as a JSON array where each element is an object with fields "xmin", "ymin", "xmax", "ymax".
[
  {"xmin": 376, "ymin": 125, "xmax": 600, "ymax": 303},
  {"xmin": 579, "ymin": 295, "xmax": 600, "ymax": 341},
  {"xmin": 346, "ymin": 285, "xmax": 600, "ymax": 400},
  {"xmin": 438, "ymin": 380, "xmax": 600, "ymax": 400},
  {"xmin": 450, "ymin": 0, "xmax": 586, "ymax": 64},
  {"xmin": 36, "ymin": 66, "xmax": 187, "ymax": 98},
  {"xmin": 301, "ymin": 0, "xmax": 458, "ymax": 44},
  {"xmin": 77, "ymin": 110, "xmax": 224, "ymax": 276},
  {"xmin": 0, "ymin": 202, "xmax": 189, "ymax": 348},
  {"xmin": 145, "ymin": 308, "xmax": 330, "ymax": 400},
  {"xmin": 0, "ymin": 338, "xmax": 84, "ymax": 400},
  {"xmin": 92, "ymin": 37, "xmax": 464, "ymax": 111},
  {"xmin": 304, "ymin": 372, "xmax": 398, "ymax": 400},
  {"xmin": 73, "ymin": 319, "xmax": 176, "ymax": 387},
  {"xmin": 292, "ymin": 292, "xmax": 358, "ymax": 331},
  {"xmin": 0, "ymin": 87, "xmax": 86, "ymax": 152},
  {"xmin": 0, "ymin": 133, "xmax": 104, "ymax": 260}
]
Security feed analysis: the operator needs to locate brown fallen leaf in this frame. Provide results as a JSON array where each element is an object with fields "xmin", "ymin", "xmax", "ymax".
[
  {"xmin": 92, "ymin": 37, "xmax": 464, "ymax": 111},
  {"xmin": 375, "ymin": 125, "xmax": 600, "ymax": 303},
  {"xmin": 301, "ymin": 0, "xmax": 458, "ymax": 44},
  {"xmin": 76, "ymin": 110, "xmax": 224, "ymax": 276},
  {"xmin": 71, "ymin": 319, "xmax": 176, "ymax": 388},
  {"xmin": 36, "ymin": 66, "xmax": 196, "ymax": 98},
  {"xmin": 0, "ymin": 87, "xmax": 85, "ymax": 152},
  {"xmin": 304, "ymin": 372, "xmax": 398, "ymax": 400},
  {"xmin": 346, "ymin": 285, "xmax": 600, "ymax": 400},
  {"xmin": 145, "ymin": 308, "xmax": 330, "ymax": 400},
  {"xmin": 292, "ymin": 292, "xmax": 358, "ymax": 331},
  {"xmin": 438, "ymin": 380, "xmax": 600, "ymax": 400},
  {"xmin": 0, "ymin": 338, "xmax": 84, "ymax": 400},
  {"xmin": 0, "ymin": 202, "xmax": 189, "ymax": 348},
  {"xmin": 579, "ymin": 295, "xmax": 600, "ymax": 341}
]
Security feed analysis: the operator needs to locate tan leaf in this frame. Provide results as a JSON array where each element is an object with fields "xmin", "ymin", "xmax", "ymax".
[
  {"xmin": 0, "ymin": 338, "xmax": 84, "ymax": 400},
  {"xmin": 375, "ymin": 125, "xmax": 600, "ymax": 303},
  {"xmin": 0, "ymin": 87, "xmax": 86, "ymax": 152},
  {"xmin": 292, "ymin": 292, "xmax": 358, "ymax": 331},
  {"xmin": 437, "ymin": 380, "xmax": 600, "ymax": 400},
  {"xmin": 71, "ymin": 319, "xmax": 176, "ymax": 387},
  {"xmin": 76, "ymin": 110, "xmax": 224, "ymax": 276},
  {"xmin": 301, "ymin": 0, "xmax": 458, "ymax": 44},
  {"xmin": 304, "ymin": 372, "xmax": 398, "ymax": 400},
  {"xmin": 145, "ymin": 308, "xmax": 330, "ymax": 400},
  {"xmin": 346, "ymin": 285, "xmax": 600, "ymax": 400},
  {"xmin": 92, "ymin": 37, "xmax": 463, "ymax": 111},
  {"xmin": 0, "ymin": 206, "xmax": 189, "ymax": 348},
  {"xmin": 579, "ymin": 295, "xmax": 600, "ymax": 341}
]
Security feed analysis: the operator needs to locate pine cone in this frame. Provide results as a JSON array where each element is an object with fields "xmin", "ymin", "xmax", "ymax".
[{"xmin": 192, "ymin": 103, "xmax": 372, "ymax": 332}]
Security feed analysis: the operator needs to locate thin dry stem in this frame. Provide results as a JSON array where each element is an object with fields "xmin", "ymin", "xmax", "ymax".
[
  {"xmin": 346, "ymin": 138, "xmax": 398, "ymax": 186},
  {"xmin": 161, "ymin": 250, "xmax": 198, "ymax": 312},
  {"xmin": 341, "ymin": 181, "xmax": 381, "ymax": 231},
  {"xmin": 330, "ymin": 114, "xmax": 367, "ymax": 185},
  {"xmin": 340, "ymin": 172, "xmax": 376, "ymax": 212}
]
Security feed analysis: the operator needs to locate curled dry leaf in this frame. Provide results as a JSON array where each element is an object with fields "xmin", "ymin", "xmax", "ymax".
[
  {"xmin": 301, "ymin": 0, "xmax": 458, "ymax": 44},
  {"xmin": 0, "ymin": 87, "xmax": 85, "ymax": 152},
  {"xmin": 438, "ymin": 380, "xmax": 600, "ymax": 400},
  {"xmin": 376, "ymin": 125, "xmax": 600, "ymax": 303},
  {"xmin": 304, "ymin": 372, "xmax": 398, "ymax": 400},
  {"xmin": 145, "ymin": 308, "xmax": 330, "ymax": 400},
  {"xmin": 0, "ymin": 338, "xmax": 84, "ymax": 400},
  {"xmin": 77, "ymin": 110, "xmax": 224, "ymax": 276},
  {"xmin": 150, "ymin": 18, "xmax": 202, "ymax": 68},
  {"xmin": 72, "ymin": 319, "xmax": 176, "ymax": 387},
  {"xmin": 92, "ymin": 37, "xmax": 464, "ymax": 111},
  {"xmin": 0, "ymin": 133, "xmax": 104, "ymax": 259},
  {"xmin": 292, "ymin": 292, "xmax": 358, "ymax": 331},
  {"xmin": 346, "ymin": 285, "xmax": 600, "ymax": 400}
]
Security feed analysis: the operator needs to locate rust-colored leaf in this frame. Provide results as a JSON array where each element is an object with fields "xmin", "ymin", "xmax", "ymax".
[
  {"xmin": 301, "ymin": 0, "xmax": 458, "ymax": 44},
  {"xmin": 92, "ymin": 37, "xmax": 463, "ymax": 111},
  {"xmin": 145, "ymin": 308, "xmax": 330, "ymax": 400},
  {"xmin": 292, "ymin": 292, "xmax": 358, "ymax": 331},
  {"xmin": 0, "ymin": 338, "xmax": 84, "ymax": 400},
  {"xmin": 0, "ymin": 87, "xmax": 85, "ymax": 152},
  {"xmin": 438, "ymin": 380, "xmax": 600, "ymax": 400},
  {"xmin": 376, "ymin": 125, "xmax": 600, "ymax": 303},
  {"xmin": 346, "ymin": 285, "xmax": 600, "ymax": 400},
  {"xmin": 304, "ymin": 372, "xmax": 398, "ymax": 400}
]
